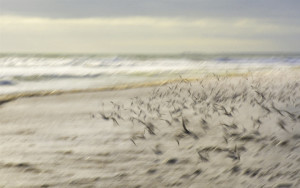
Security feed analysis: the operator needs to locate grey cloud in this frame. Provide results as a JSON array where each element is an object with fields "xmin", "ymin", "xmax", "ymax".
[{"xmin": 0, "ymin": 0, "xmax": 299, "ymax": 22}]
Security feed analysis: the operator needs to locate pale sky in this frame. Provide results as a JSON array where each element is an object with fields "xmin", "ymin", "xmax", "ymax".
[{"xmin": 0, "ymin": 0, "xmax": 300, "ymax": 53}]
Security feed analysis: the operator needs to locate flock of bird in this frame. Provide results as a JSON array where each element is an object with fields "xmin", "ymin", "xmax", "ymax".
[{"xmin": 92, "ymin": 74, "xmax": 300, "ymax": 186}]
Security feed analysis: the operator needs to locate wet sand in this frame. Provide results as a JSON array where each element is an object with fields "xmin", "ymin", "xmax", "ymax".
[{"xmin": 0, "ymin": 71, "xmax": 300, "ymax": 188}]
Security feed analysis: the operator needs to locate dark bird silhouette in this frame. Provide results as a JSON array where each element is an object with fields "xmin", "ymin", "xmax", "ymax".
[
  {"xmin": 182, "ymin": 117, "xmax": 191, "ymax": 134},
  {"xmin": 272, "ymin": 103, "xmax": 284, "ymax": 116},
  {"xmin": 145, "ymin": 122, "xmax": 156, "ymax": 135},
  {"xmin": 277, "ymin": 119, "xmax": 288, "ymax": 132},
  {"xmin": 111, "ymin": 117, "xmax": 119, "ymax": 126},
  {"xmin": 282, "ymin": 110, "xmax": 296, "ymax": 121},
  {"xmin": 255, "ymin": 90, "xmax": 266, "ymax": 101},
  {"xmin": 223, "ymin": 136, "xmax": 228, "ymax": 144},
  {"xmin": 160, "ymin": 119, "xmax": 172, "ymax": 126},
  {"xmin": 152, "ymin": 144, "xmax": 163, "ymax": 155},
  {"xmin": 99, "ymin": 112, "xmax": 110, "ymax": 120},
  {"xmin": 99, "ymin": 112, "xmax": 120, "ymax": 126},
  {"xmin": 135, "ymin": 119, "xmax": 156, "ymax": 135},
  {"xmin": 130, "ymin": 139, "xmax": 137, "ymax": 146},
  {"xmin": 197, "ymin": 151, "xmax": 209, "ymax": 162},
  {"xmin": 260, "ymin": 105, "xmax": 271, "ymax": 114},
  {"xmin": 182, "ymin": 117, "xmax": 198, "ymax": 140},
  {"xmin": 221, "ymin": 123, "xmax": 238, "ymax": 129},
  {"xmin": 218, "ymin": 106, "xmax": 232, "ymax": 117},
  {"xmin": 227, "ymin": 145, "xmax": 240, "ymax": 161}
]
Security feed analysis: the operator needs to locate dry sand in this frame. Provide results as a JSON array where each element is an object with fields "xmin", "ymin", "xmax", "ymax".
[{"xmin": 0, "ymin": 71, "xmax": 300, "ymax": 188}]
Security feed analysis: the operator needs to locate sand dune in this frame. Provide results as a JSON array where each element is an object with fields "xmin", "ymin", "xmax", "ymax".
[{"xmin": 0, "ymin": 71, "xmax": 299, "ymax": 188}]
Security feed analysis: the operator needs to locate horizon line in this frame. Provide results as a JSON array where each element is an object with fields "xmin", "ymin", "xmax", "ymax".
[{"xmin": 1, "ymin": 51, "xmax": 300, "ymax": 56}]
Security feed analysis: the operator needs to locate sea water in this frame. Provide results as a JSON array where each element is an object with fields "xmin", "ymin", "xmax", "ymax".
[{"xmin": 0, "ymin": 53, "xmax": 299, "ymax": 95}]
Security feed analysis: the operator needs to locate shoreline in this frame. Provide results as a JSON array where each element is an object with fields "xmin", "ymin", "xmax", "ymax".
[
  {"xmin": 0, "ymin": 71, "xmax": 251, "ymax": 105},
  {"xmin": 1, "ymin": 67, "xmax": 299, "ymax": 105},
  {"xmin": 1, "ymin": 68, "xmax": 290, "ymax": 106}
]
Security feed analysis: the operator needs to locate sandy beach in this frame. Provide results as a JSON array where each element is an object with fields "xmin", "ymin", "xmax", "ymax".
[{"xmin": 0, "ymin": 71, "xmax": 300, "ymax": 188}]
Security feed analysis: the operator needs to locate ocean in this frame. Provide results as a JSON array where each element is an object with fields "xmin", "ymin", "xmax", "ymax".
[{"xmin": 0, "ymin": 53, "xmax": 300, "ymax": 95}]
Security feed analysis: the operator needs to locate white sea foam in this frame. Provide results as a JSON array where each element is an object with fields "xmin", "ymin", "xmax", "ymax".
[{"xmin": 0, "ymin": 54, "xmax": 299, "ymax": 95}]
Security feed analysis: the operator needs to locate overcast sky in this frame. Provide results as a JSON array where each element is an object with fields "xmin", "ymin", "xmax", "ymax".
[{"xmin": 1, "ymin": 0, "xmax": 300, "ymax": 53}]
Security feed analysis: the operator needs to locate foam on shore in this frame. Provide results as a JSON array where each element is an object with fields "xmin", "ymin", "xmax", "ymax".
[{"xmin": 0, "ymin": 71, "xmax": 254, "ymax": 105}]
